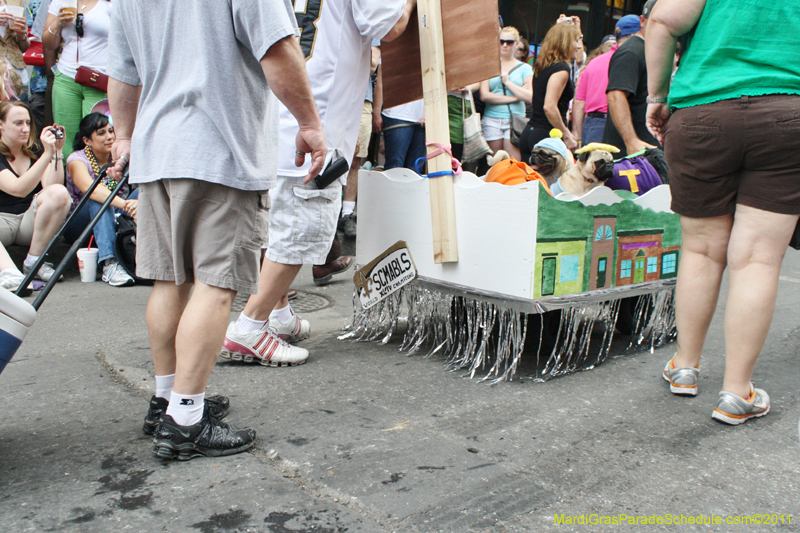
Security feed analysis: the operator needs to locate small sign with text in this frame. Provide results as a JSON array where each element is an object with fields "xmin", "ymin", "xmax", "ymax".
[{"xmin": 353, "ymin": 241, "xmax": 417, "ymax": 310}]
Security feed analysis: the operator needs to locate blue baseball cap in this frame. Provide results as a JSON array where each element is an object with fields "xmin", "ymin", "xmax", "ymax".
[{"xmin": 615, "ymin": 15, "xmax": 641, "ymax": 37}]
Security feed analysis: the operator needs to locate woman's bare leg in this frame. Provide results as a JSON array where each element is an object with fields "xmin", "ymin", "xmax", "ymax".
[
  {"xmin": 721, "ymin": 204, "xmax": 798, "ymax": 398},
  {"xmin": 672, "ymin": 214, "xmax": 733, "ymax": 369}
]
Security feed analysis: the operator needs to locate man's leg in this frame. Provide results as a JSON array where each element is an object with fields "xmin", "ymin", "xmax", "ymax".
[
  {"xmin": 243, "ymin": 260, "xmax": 302, "ymax": 322},
  {"xmin": 312, "ymin": 233, "xmax": 352, "ymax": 285},
  {"xmin": 146, "ymin": 280, "xmax": 192, "ymax": 379},
  {"xmin": 339, "ymin": 157, "xmax": 360, "ymax": 239},
  {"xmin": 172, "ymin": 281, "xmax": 237, "ymax": 395},
  {"xmin": 146, "ymin": 180, "xmax": 261, "ymax": 458}
]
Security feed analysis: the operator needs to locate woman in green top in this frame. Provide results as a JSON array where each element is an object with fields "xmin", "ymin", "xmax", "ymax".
[{"xmin": 646, "ymin": 0, "xmax": 800, "ymax": 426}]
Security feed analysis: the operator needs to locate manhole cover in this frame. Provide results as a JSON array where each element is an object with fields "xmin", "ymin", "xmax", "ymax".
[{"xmin": 231, "ymin": 290, "xmax": 334, "ymax": 314}]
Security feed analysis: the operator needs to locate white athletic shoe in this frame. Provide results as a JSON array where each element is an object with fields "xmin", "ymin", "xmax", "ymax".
[
  {"xmin": 102, "ymin": 261, "xmax": 135, "ymax": 287},
  {"xmin": 220, "ymin": 323, "xmax": 309, "ymax": 367},
  {"xmin": 0, "ymin": 269, "xmax": 31, "ymax": 295},
  {"xmin": 268, "ymin": 309, "xmax": 310, "ymax": 344},
  {"xmin": 23, "ymin": 261, "xmax": 62, "ymax": 282}
]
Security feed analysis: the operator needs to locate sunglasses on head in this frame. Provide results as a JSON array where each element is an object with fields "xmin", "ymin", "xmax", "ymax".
[
  {"xmin": 500, "ymin": 39, "xmax": 515, "ymax": 45},
  {"xmin": 76, "ymin": 13, "xmax": 84, "ymax": 38}
]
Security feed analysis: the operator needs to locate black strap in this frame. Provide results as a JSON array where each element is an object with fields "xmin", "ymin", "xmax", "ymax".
[
  {"xmin": 500, "ymin": 63, "xmax": 522, "ymax": 116},
  {"xmin": 501, "ymin": 62, "xmax": 525, "ymax": 116}
]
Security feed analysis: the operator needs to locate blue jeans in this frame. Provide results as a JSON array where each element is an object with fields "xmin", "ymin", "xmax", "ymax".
[
  {"xmin": 63, "ymin": 189, "xmax": 139, "ymax": 264},
  {"xmin": 382, "ymin": 115, "xmax": 426, "ymax": 171},
  {"xmin": 582, "ymin": 116, "xmax": 607, "ymax": 146}
]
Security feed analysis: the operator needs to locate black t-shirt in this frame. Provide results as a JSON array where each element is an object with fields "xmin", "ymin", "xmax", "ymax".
[
  {"xmin": 530, "ymin": 62, "xmax": 574, "ymax": 130},
  {"xmin": 601, "ymin": 35, "xmax": 661, "ymax": 157},
  {"xmin": 0, "ymin": 146, "xmax": 44, "ymax": 215}
]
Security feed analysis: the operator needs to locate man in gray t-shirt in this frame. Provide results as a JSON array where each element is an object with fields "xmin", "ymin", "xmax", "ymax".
[{"xmin": 106, "ymin": 0, "xmax": 327, "ymax": 460}]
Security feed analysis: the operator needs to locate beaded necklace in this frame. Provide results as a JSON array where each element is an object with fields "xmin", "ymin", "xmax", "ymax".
[{"xmin": 85, "ymin": 147, "xmax": 115, "ymax": 190}]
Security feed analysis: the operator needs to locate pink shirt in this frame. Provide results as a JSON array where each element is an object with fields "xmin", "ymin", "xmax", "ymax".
[{"xmin": 574, "ymin": 45, "xmax": 617, "ymax": 114}]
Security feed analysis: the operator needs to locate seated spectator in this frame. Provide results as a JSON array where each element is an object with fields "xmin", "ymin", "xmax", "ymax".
[
  {"xmin": 62, "ymin": 112, "xmax": 137, "ymax": 287},
  {"xmin": 0, "ymin": 100, "xmax": 70, "ymax": 282}
]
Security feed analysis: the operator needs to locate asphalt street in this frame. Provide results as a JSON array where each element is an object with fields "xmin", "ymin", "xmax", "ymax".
[{"xmin": 1, "ymin": 240, "xmax": 799, "ymax": 533}]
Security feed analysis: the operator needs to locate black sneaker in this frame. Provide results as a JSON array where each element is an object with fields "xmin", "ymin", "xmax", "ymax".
[
  {"xmin": 152, "ymin": 413, "xmax": 256, "ymax": 460},
  {"xmin": 142, "ymin": 394, "xmax": 231, "ymax": 435}
]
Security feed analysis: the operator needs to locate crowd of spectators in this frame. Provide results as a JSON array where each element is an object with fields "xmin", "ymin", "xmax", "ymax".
[
  {"xmin": 0, "ymin": 0, "xmax": 671, "ymax": 295},
  {"xmin": 0, "ymin": 0, "xmax": 127, "ymax": 291}
]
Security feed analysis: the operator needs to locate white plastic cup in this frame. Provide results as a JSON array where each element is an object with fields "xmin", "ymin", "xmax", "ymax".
[
  {"xmin": 60, "ymin": 0, "xmax": 78, "ymax": 17},
  {"xmin": 76, "ymin": 249, "xmax": 99, "ymax": 282},
  {"xmin": 5, "ymin": 6, "xmax": 24, "ymax": 18}
]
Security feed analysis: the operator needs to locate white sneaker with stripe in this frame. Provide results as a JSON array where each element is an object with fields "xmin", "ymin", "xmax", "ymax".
[
  {"xmin": 220, "ymin": 323, "xmax": 309, "ymax": 367},
  {"xmin": 268, "ymin": 309, "xmax": 310, "ymax": 344}
]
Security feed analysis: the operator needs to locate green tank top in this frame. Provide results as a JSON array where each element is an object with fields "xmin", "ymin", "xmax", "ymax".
[{"xmin": 669, "ymin": 0, "xmax": 800, "ymax": 109}]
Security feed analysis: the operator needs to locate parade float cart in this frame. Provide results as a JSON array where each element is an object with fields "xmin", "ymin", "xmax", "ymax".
[{"xmin": 342, "ymin": 0, "xmax": 680, "ymax": 381}]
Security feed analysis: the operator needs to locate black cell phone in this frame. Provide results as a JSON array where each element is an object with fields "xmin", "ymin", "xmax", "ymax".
[{"xmin": 314, "ymin": 156, "xmax": 349, "ymax": 189}]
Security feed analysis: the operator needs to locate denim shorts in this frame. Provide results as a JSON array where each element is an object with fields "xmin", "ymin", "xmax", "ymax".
[
  {"xmin": 665, "ymin": 94, "xmax": 800, "ymax": 217},
  {"xmin": 263, "ymin": 175, "xmax": 342, "ymax": 265}
]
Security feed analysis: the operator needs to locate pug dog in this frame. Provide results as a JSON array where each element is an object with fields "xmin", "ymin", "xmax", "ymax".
[
  {"xmin": 550, "ymin": 143, "xmax": 619, "ymax": 197},
  {"xmin": 530, "ymin": 145, "xmax": 574, "ymax": 186}
]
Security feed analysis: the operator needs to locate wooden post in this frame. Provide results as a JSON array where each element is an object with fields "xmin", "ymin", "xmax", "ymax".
[{"xmin": 417, "ymin": 0, "xmax": 458, "ymax": 264}]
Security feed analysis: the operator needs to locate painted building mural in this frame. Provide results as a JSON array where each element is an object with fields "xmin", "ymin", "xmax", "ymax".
[{"xmin": 533, "ymin": 187, "xmax": 681, "ymax": 298}]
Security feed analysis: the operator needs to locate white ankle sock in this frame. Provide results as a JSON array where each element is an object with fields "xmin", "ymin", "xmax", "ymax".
[
  {"xmin": 24, "ymin": 254, "xmax": 39, "ymax": 268},
  {"xmin": 166, "ymin": 391, "xmax": 205, "ymax": 427},
  {"xmin": 235, "ymin": 312, "xmax": 267, "ymax": 335},
  {"xmin": 269, "ymin": 304, "xmax": 294, "ymax": 324},
  {"xmin": 154, "ymin": 374, "xmax": 175, "ymax": 400},
  {"xmin": 341, "ymin": 201, "xmax": 356, "ymax": 217}
]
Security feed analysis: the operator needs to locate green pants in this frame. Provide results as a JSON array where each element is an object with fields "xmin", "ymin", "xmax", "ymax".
[{"xmin": 52, "ymin": 69, "xmax": 107, "ymax": 158}]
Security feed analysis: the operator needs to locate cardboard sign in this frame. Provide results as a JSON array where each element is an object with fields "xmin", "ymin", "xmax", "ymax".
[
  {"xmin": 380, "ymin": 0, "xmax": 501, "ymax": 109},
  {"xmin": 354, "ymin": 241, "xmax": 417, "ymax": 309}
]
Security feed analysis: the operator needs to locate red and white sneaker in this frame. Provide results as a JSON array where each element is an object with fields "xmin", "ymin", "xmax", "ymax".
[
  {"xmin": 268, "ymin": 309, "xmax": 310, "ymax": 344},
  {"xmin": 220, "ymin": 323, "xmax": 309, "ymax": 367}
]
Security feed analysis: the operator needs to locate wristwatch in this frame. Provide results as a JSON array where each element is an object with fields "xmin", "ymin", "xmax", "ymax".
[{"xmin": 646, "ymin": 96, "xmax": 668, "ymax": 104}]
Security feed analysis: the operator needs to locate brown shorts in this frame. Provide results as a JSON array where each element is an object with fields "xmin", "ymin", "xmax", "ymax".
[
  {"xmin": 665, "ymin": 94, "xmax": 800, "ymax": 218},
  {"xmin": 135, "ymin": 179, "xmax": 269, "ymax": 294}
]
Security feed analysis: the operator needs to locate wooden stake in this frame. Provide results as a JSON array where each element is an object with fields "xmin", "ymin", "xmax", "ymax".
[{"xmin": 417, "ymin": 0, "xmax": 458, "ymax": 263}]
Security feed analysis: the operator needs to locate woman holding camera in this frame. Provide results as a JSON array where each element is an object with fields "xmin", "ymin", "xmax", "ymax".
[
  {"xmin": 63, "ymin": 112, "xmax": 137, "ymax": 287},
  {"xmin": 42, "ymin": 0, "xmax": 111, "ymax": 158},
  {"xmin": 0, "ymin": 100, "xmax": 70, "ymax": 287}
]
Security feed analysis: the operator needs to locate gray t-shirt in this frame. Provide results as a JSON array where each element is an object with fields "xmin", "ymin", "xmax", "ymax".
[{"xmin": 106, "ymin": 0, "xmax": 296, "ymax": 190}]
